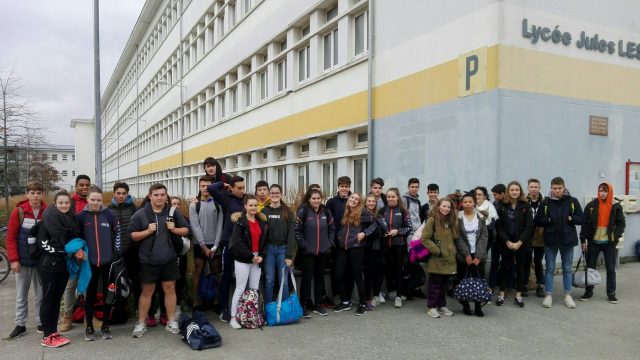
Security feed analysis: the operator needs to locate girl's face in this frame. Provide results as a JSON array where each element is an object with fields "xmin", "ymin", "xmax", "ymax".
[
  {"xmin": 269, "ymin": 187, "xmax": 282, "ymax": 203},
  {"xmin": 56, "ymin": 195, "xmax": 71, "ymax": 213},
  {"xmin": 88, "ymin": 192, "xmax": 102, "ymax": 211},
  {"xmin": 508, "ymin": 185, "xmax": 521, "ymax": 201},
  {"xmin": 171, "ymin": 198, "xmax": 181, "ymax": 207},
  {"xmin": 348, "ymin": 194, "xmax": 361, "ymax": 209},
  {"xmin": 309, "ymin": 193, "xmax": 322, "ymax": 209},
  {"xmin": 475, "ymin": 190, "xmax": 486, "ymax": 204},
  {"xmin": 365, "ymin": 197, "xmax": 376, "ymax": 212},
  {"xmin": 462, "ymin": 197, "xmax": 475, "ymax": 212},
  {"xmin": 245, "ymin": 199, "xmax": 258, "ymax": 215},
  {"xmin": 386, "ymin": 191, "xmax": 398, "ymax": 207},
  {"xmin": 438, "ymin": 200, "xmax": 451, "ymax": 216}
]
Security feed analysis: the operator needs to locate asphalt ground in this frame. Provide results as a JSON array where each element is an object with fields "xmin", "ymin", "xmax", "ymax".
[{"xmin": 1, "ymin": 262, "xmax": 639, "ymax": 360}]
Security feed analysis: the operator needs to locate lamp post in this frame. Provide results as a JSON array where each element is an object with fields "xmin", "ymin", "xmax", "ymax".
[{"xmin": 158, "ymin": 80, "xmax": 186, "ymax": 197}]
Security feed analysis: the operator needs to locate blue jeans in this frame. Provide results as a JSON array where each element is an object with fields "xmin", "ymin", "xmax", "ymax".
[
  {"xmin": 264, "ymin": 244, "xmax": 288, "ymax": 304},
  {"xmin": 544, "ymin": 246, "xmax": 574, "ymax": 294}
]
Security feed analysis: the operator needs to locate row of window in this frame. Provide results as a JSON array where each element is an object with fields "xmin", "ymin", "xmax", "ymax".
[
  {"xmin": 41, "ymin": 153, "xmax": 75, "ymax": 162},
  {"xmin": 60, "ymin": 170, "xmax": 76, "ymax": 178}
]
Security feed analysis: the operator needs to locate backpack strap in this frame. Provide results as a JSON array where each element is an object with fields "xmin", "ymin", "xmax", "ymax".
[
  {"xmin": 196, "ymin": 201, "xmax": 201, "ymax": 215},
  {"xmin": 18, "ymin": 207, "xmax": 25, "ymax": 228}
]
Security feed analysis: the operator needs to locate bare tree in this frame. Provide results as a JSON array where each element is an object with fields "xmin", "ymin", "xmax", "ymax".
[{"xmin": 0, "ymin": 69, "xmax": 41, "ymax": 217}]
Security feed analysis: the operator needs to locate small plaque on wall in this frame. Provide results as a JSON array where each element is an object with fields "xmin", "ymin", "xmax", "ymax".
[{"xmin": 589, "ymin": 116, "xmax": 608, "ymax": 136}]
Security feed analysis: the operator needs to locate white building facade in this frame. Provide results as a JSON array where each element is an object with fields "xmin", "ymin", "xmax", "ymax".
[{"xmin": 70, "ymin": 118, "xmax": 97, "ymax": 185}]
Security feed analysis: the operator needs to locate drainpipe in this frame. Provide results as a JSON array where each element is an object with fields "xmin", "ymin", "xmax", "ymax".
[{"xmin": 366, "ymin": 0, "xmax": 375, "ymax": 183}]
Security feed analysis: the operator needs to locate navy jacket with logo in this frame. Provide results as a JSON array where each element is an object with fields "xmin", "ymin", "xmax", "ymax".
[
  {"xmin": 76, "ymin": 205, "xmax": 120, "ymax": 267},
  {"xmin": 294, "ymin": 206, "xmax": 334, "ymax": 256},
  {"xmin": 336, "ymin": 212, "xmax": 378, "ymax": 249},
  {"xmin": 378, "ymin": 206, "xmax": 413, "ymax": 247}
]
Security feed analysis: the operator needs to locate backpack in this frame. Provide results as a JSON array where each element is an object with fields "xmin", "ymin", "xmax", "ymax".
[
  {"xmin": 403, "ymin": 259, "xmax": 426, "ymax": 290},
  {"xmin": 27, "ymin": 220, "xmax": 43, "ymax": 259},
  {"xmin": 105, "ymin": 257, "xmax": 132, "ymax": 305},
  {"xmin": 236, "ymin": 289, "xmax": 265, "ymax": 329},
  {"xmin": 197, "ymin": 258, "xmax": 218, "ymax": 302},
  {"xmin": 178, "ymin": 311, "xmax": 222, "ymax": 350},
  {"xmin": 146, "ymin": 207, "xmax": 190, "ymax": 257}
]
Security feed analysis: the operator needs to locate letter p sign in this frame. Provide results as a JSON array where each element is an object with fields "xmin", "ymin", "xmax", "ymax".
[{"xmin": 458, "ymin": 48, "xmax": 488, "ymax": 97}]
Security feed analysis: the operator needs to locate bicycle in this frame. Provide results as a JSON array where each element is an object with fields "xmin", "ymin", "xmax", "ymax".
[{"xmin": 0, "ymin": 224, "xmax": 10, "ymax": 283}]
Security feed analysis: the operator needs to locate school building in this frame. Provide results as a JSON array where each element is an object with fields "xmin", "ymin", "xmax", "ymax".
[{"xmin": 98, "ymin": 0, "xmax": 640, "ymax": 257}]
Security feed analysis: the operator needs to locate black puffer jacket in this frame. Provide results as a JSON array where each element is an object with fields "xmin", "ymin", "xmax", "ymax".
[
  {"xmin": 38, "ymin": 206, "xmax": 80, "ymax": 273},
  {"xmin": 229, "ymin": 212, "xmax": 268, "ymax": 264}
]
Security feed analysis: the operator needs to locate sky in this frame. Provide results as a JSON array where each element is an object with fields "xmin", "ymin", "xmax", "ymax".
[{"xmin": 0, "ymin": 0, "xmax": 145, "ymax": 146}]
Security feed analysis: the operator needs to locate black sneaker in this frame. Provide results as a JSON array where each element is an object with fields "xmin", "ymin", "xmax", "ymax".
[
  {"xmin": 8, "ymin": 325, "xmax": 26, "ymax": 339},
  {"xmin": 355, "ymin": 305, "xmax": 367, "ymax": 316},
  {"xmin": 514, "ymin": 297, "xmax": 525, "ymax": 308},
  {"xmin": 608, "ymin": 294, "xmax": 618, "ymax": 304},
  {"xmin": 219, "ymin": 310, "xmax": 231, "ymax": 323},
  {"xmin": 313, "ymin": 306, "xmax": 328, "ymax": 316},
  {"xmin": 101, "ymin": 326, "xmax": 112, "ymax": 340},
  {"xmin": 536, "ymin": 285, "xmax": 546, "ymax": 298},
  {"xmin": 84, "ymin": 327, "xmax": 96, "ymax": 341},
  {"xmin": 36, "ymin": 325, "xmax": 43, "ymax": 333},
  {"xmin": 302, "ymin": 309, "xmax": 312, "ymax": 319},
  {"xmin": 495, "ymin": 296, "xmax": 505, "ymax": 306},
  {"xmin": 580, "ymin": 290, "xmax": 593, "ymax": 301},
  {"xmin": 333, "ymin": 302, "xmax": 352, "ymax": 313}
]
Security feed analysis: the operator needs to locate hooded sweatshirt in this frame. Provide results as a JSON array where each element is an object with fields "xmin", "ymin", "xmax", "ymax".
[
  {"xmin": 189, "ymin": 197, "xmax": 224, "ymax": 248},
  {"xmin": 580, "ymin": 182, "xmax": 626, "ymax": 245},
  {"xmin": 6, "ymin": 199, "xmax": 47, "ymax": 266},
  {"xmin": 109, "ymin": 195, "xmax": 137, "ymax": 253},
  {"xmin": 402, "ymin": 192, "xmax": 422, "ymax": 232},
  {"xmin": 534, "ymin": 189, "xmax": 585, "ymax": 248},
  {"xmin": 38, "ymin": 206, "xmax": 80, "ymax": 273},
  {"xmin": 208, "ymin": 181, "xmax": 245, "ymax": 246},
  {"xmin": 76, "ymin": 204, "xmax": 120, "ymax": 267}
]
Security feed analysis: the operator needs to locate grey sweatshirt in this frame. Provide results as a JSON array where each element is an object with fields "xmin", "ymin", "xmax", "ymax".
[{"xmin": 189, "ymin": 198, "xmax": 224, "ymax": 247}]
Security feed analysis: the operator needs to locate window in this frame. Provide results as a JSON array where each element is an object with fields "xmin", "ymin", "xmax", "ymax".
[
  {"xmin": 258, "ymin": 169, "xmax": 267, "ymax": 182},
  {"xmin": 230, "ymin": 87, "xmax": 238, "ymax": 114},
  {"xmin": 354, "ymin": 12, "xmax": 367, "ymax": 56},
  {"xmin": 277, "ymin": 167, "xmax": 286, "ymax": 189},
  {"xmin": 261, "ymin": 151, "xmax": 268, "ymax": 162},
  {"xmin": 218, "ymin": 14, "xmax": 225, "ymax": 38},
  {"xmin": 277, "ymin": 60, "xmax": 287, "ymax": 93},
  {"xmin": 280, "ymin": 39, "xmax": 287, "ymax": 52},
  {"xmin": 244, "ymin": 0, "xmax": 251, "ymax": 15},
  {"xmin": 279, "ymin": 147, "xmax": 287, "ymax": 159},
  {"xmin": 298, "ymin": 46, "xmax": 310, "ymax": 82},
  {"xmin": 259, "ymin": 71, "xmax": 268, "ymax": 100},
  {"xmin": 72, "ymin": 170, "xmax": 76, "ymax": 177},
  {"xmin": 41, "ymin": 154, "xmax": 48, "ymax": 161},
  {"xmin": 300, "ymin": 143, "xmax": 309, "ymax": 155},
  {"xmin": 62, "ymin": 154, "xmax": 68, "ymax": 161},
  {"xmin": 219, "ymin": 94, "xmax": 226, "ymax": 119},
  {"xmin": 244, "ymin": 81, "xmax": 252, "ymax": 107},
  {"xmin": 72, "ymin": 154, "xmax": 75, "ymax": 161},
  {"xmin": 353, "ymin": 158, "xmax": 367, "ymax": 195},
  {"xmin": 322, "ymin": 162, "xmax": 338, "ymax": 196},
  {"xmin": 323, "ymin": 29, "xmax": 339, "ymax": 70},
  {"xmin": 325, "ymin": 137, "xmax": 337, "ymax": 151},
  {"xmin": 357, "ymin": 132, "xmax": 368, "ymax": 144},
  {"xmin": 61, "ymin": 170, "xmax": 67, "ymax": 177},
  {"xmin": 326, "ymin": 6, "xmax": 338, "ymax": 21},
  {"xmin": 298, "ymin": 165, "xmax": 309, "ymax": 191},
  {"xmin": 51, "ymin": 154, "xmax": 58, "ymax": 161},
  {"xmin": 302, "ymin": 25, "xmax": 310, "ymax": 37}
]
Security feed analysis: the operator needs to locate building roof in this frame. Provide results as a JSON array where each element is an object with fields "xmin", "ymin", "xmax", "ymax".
[{"xmin": 70, "ymin": 118, "xmax": 95, "ymax": 128}]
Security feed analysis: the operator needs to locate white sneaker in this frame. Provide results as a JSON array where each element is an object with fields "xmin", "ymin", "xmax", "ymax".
[
  {"xmin": 132, "ymin": 321, "xmax": 147, "ymax": 338},
  {"xmin": 165, "ymin": 319, "xmax": 180, "ymax": 334},
  {"xmin": 378, "ymin": 292, "xmax": 386, "ymax": 304},
  {"xmin": 427, "ymin": 308, "xmax": 440, "ymax": 318},
  {"xmin": 394, "ymin": 296, "xmax": 402, "ymax": 308},
  {"xmin": 564, "ymin": 295, "xmax": 576, "ymax": 309},
  {"xmin": 229, "ymin": 318, "xmax": 241, "ymax": 330},
  {"xmin": 438, "ymin": 307, "xmax": 454, "ymax": 316},
  {"xmin": 542, "ymin": 295, "xmax": 552, "ymax": 308}
]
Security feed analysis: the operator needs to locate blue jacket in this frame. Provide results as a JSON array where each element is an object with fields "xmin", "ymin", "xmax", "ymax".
[
  {"xmin": 336, "ymin": 212, "xmax": 378, "ymax": 249},
  {"xmin": 65, "ymin": 238, "xmax": 91, "ymax": 295},
  {"xmin": 326, "ymin": 193, "xmax": 350, "ymax": 244},
  {"xmin": 76, "ymin": 205, "xmax": 120, "ymax": 267},
  {"xmin": 294, "ymin": 206, "xmax": 334, "ymax": 256},
  {"xmin": 208, "ymin": 182, "xmax": 245, "ymax": 246},
  {"xmin": 534, "ymin": 190, "xmax": 585, "ymax": 248},
  {"xmin": 378, "ymin": 206, "xmax": 413, "ymax": 247}
]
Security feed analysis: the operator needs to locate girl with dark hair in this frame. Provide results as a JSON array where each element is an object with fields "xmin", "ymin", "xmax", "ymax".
[
  {"xmin": 295, "ymin": 188, "xmax": 334, "ymax": 318},
  {"xmin": 378, "ymin": 188, "xmax": 413, "ymax": 309},
  {"xmin": 261, "ymin": 184, "xmax": 296, "ymax": 305},
  {"xmin": 38, "ymin": 191, "xmax": 81, "ymax": 348},
  {"xmin": 422, "ymin": 197, "xmax": 460, "ymax": 318},
  {"xmin": 495, "ymin": 181, "xmax": 533, "ymax": 307},
  {"xmin": 454, "ymin": 193, "xmax": 488, "ymax": 316},
  {"xmin": 363, "ymin": 194, "xmax": 384, "ymax": 309}
]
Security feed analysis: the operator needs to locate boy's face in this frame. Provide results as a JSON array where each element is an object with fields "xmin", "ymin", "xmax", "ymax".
[
  {"xmin": 204, "ymin": 164, "xmax": 216, "ymax": 176},
  {"xmin": 88, "ymin": 192, "xmax": 102, "ymax": 211},
  {"xmin": 199, "ymin": 181, "xmax": 211, "ymax": 197},
  {"xmin": 231, "ymin": 181, "xmax": 246, "ymax": 198},
  {"xmin": 114, "ymin": 187, "xmax": 128, "ymax": 204},
  {"xmin": 528, "ymin": 182, "xmax": 540, "ymax": 198},
  {"xmin": 338, "ymin": 184, "xmax": 350, "ymax": 198},
  {"xmin": 493, "ymin": 192, "xmax": 505, "ymax": 202},
  {"xmin": 598, "ymin": 186, "xmax": 608, "ymax": 200},
  {"xmin": 27, "ymin": 190, "xmax": 43, "ymax": 205},
  {"xmin": 371, "ymin": 184, "xmax": 382, "ymax": 197},
  {"xmin": 428, "ymin": 190, "xmax": 439, "ymax": 202},
  {"xmin": 551, "ymin": 184, "xmax": 565, "ymax": 199},
  {"xmin": 256, "ymin": 186, "xmax": 269, "ymax": 201},
  {"xmin": 150, "ymin": 189, "xmax": 168, "ymax": 207},
  {"xmin": 408, "ymin": 183, "xmax": 419, "ymax": 197},
  {"xmin": 76, "ymin": 179, "xmax": 90, "ymax": 197}
]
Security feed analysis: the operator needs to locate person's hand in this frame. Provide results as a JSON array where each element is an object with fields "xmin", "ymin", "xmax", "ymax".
[
  {"xmin": 357, "ymin": 232, "xmax": 365, "ymax": 242},
  {"xmin": 74, "ymin": 249, "xmax": 84, "ymax": 260},
  {"xmin": 387, "ymin": 229, "xmax": 398, "ymax": 237},
  {"xmin": 203, "ymin": 247, "xmax": 212, "ymax": 258},
  {"xmin": 148, "ymin": 223, "xmax": 157, "ymax": 233},
  {"xmin": 211, "ymin": 246, "xmax": 218, "ymax": 256},
  {"xmin": 582, "ymin": 242, "xmax": 588, "ymax": 252},
  {"xmin": 513, "ymin": 241, "xmax": 522, "ymax": 251},
  {"xmin": 166, "ymin": 221, "xmax": 176, "ymax": 231},
  {"xmin": 567, "ymin": 216, "xmax": 573, "ymax": 222},
  {"xmin": 285, "ymin": 259, "xmax": 293, "ymax": 267},
  {"xmin": 253, "ymin": 256, "xmax": 263, "ymax": 264},
  {"xmin": 465, "ymin": 255, "xmax": 473, "ymax": 266},
  {"xmin": 10, "ymin": 261, "xmax": 20, "ymax": 273},
  {"xmin": 472, "ymin": 258, "xmax": 481, "ymax": 266},
  {"xmin": 223, "ymin": 183, "xmax": 232, "ymax": 191}
]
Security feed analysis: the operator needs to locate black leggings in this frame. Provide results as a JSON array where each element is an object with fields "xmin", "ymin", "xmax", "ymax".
[
  {"xmin": 40, "ymin": 270, "xmax": 69, "ymax": 337},
  {"xmin": 86, "ymin": 264, "xmax": 112, "ymax": 328},
  {"xmin": 300, "ymin": 254, "xmax": 328, "ymax": 307},
  {"xmin": 363, "ymin": 247, "xmax": 381, "ymax": 300},
  {"xmin": 335, "ymin": 247, "xmax": 365, "ymax": 305},
  {"xmin": 385, "ymin": 246, "xmax": 406, "ymax": 297},
  {"xmin": 499, "ymin": 247, "xmax": 527, "ymax": 292}
]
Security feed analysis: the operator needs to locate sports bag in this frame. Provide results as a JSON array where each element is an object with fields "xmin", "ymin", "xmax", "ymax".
[
  {"xmin": 178, "ymin": 311, "xmax": 222, "ymax": 350},
  {"xmin": 265, "ymin": 266, "xmax": 303, "ymax": 326},
  {"xmin": 197, "ymin": 258, "xmax": 218, "ymax": 302},
  {"xmin": 453, "ymin": 265, "xmax": 492, "ymax": 302},
  {"xmin": 572, "ymin": 251, "xmax": 601, "ymax": 288},
  {"xmin": 403, "ymin": 259, "xmax": 426, "ymax": 290},
  {"xmin": 409, "ymin": 222, "xmax": 432, "ymax": 263},
  {"xmin": 236, "ymin": 289, "xmax": 265, "ymax": 329},
  {"xmin": 105, "ymin": 257, "xmax": 132, "ymax": 305}
]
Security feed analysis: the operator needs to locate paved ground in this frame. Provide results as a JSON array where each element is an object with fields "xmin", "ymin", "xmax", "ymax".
[{"xmin": 1, "ymin": 262, "xmax": 639, "ymax": 360}]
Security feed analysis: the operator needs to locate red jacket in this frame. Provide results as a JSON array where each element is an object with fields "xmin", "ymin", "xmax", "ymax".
[
  {"xmin": 6, "ymin": 199, "xmax": 47, "ymax": 264},
  {"xmin": 72, "ymin": 193, "xmax": 88, "ymax": 215}
]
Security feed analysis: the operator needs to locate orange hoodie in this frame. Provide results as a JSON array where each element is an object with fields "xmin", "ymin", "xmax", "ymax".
[{"xmin": 594, "ymin": 182, "xmax": 613, "ymax": 241}]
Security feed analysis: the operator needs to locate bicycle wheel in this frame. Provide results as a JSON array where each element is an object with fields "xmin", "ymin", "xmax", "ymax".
[{"xmin": 0, "ymin": 251, "xmax": 10, "ymax": 283}]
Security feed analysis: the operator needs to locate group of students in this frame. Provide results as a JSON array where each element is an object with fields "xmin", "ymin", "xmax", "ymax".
[{"xmin": 4, "ymin": 157, "xmax": 626, "ymax": 347}]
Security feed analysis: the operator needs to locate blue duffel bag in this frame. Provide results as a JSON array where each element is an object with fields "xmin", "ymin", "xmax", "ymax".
[{"xmin": 265, "ymin": 266, "xmax": 303, "ymax": 326}]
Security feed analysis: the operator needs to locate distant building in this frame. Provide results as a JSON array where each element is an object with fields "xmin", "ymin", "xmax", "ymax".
[{"xmin": 70, "ymin": 118, "xmax": 96, "ymax": 185}]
